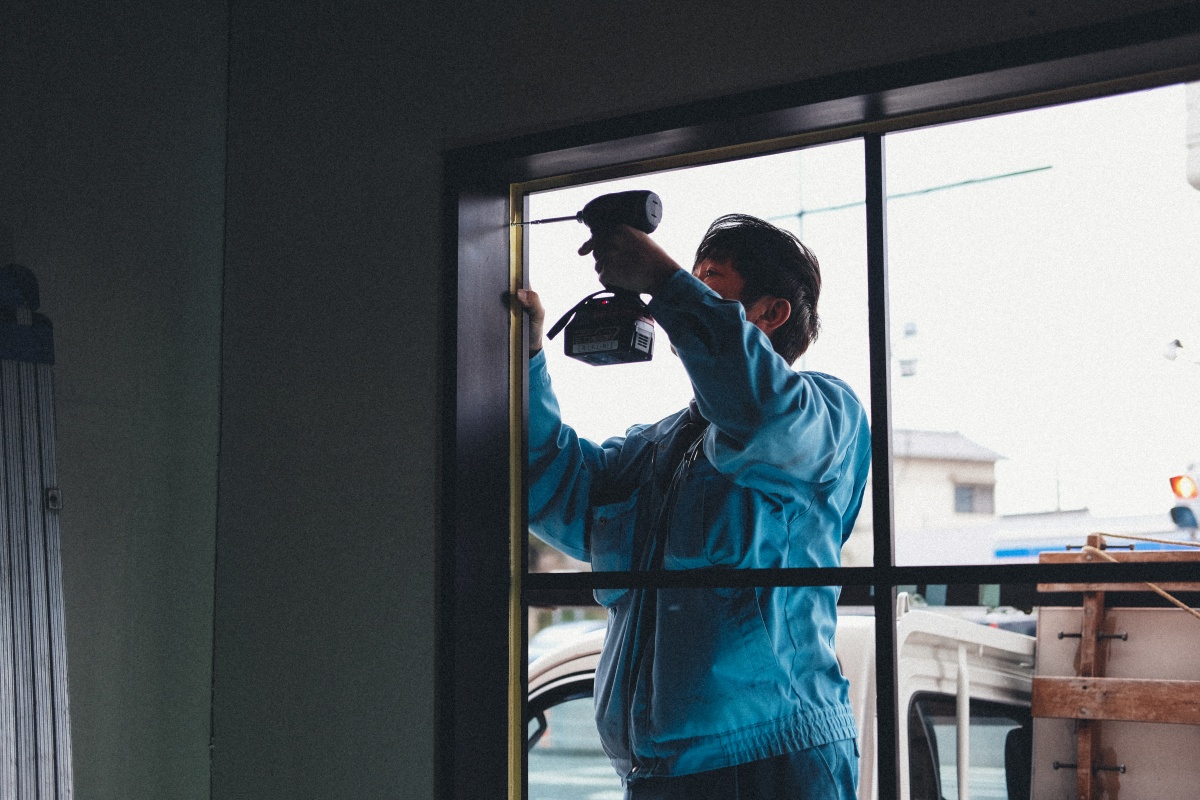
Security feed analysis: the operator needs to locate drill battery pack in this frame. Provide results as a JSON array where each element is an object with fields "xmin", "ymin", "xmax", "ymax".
[{"xmin": 547, "ymin": 290, "xmax": 655, "ymax": 366}]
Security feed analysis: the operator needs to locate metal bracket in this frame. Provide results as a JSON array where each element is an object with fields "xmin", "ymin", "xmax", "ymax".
[
  {"xmin": 1053, "ymin": 761, "xmax": 1127, "ymax": 774},
  {"xmin": 44, "ymin": 488, "xmax": 62, "ymax": 511},
  {"xmin": 1057, "ymin": 631, "xmax": 1128, "ymax": 641}
]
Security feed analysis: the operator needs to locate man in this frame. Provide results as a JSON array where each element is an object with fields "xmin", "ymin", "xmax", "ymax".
[{"xmin": 515, "ymin": 214, "xmax": 871, "ymax": 799}]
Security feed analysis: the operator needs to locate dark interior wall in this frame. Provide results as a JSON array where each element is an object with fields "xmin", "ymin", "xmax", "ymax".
[
  {"xmin": 4, "ymin": 1, "xmax": 1194, "ymax": 799},
  {"xmin": 1, "ymin": 2, "xmax": 227, "ymax": 799},
  {"xmin": 212, "ymin": 4, "xmax": 446, "ymax": 796}
]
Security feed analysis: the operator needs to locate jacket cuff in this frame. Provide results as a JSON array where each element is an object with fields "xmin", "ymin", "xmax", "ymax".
[
  {"xmin": 530, "ymin": 348, "xmax": 549, "ymax": 380},
  {"xmin": 647, "ymin": 269, "xmax": 715, "ymax": 314}
]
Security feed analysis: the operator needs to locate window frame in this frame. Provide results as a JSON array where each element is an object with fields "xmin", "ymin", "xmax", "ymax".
[{"xmin": 439, "ymin": 10, "xmax": 1200, "ymax": 800}]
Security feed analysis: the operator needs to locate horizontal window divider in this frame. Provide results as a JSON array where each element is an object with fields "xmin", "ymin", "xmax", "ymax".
[
  {"xmin": 524, "ymin": 560, "xmax": 1200, "ymax": 594},
  {"xmin": 527, "ymin": 566, "xmax": 868, "ymax": 593}
]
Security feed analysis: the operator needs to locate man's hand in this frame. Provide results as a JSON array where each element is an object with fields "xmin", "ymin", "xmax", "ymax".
[
  {"xmin": 512, "ymin": 288, "xmax": 546, "ymax": 356},
  {"xmin": 578, "ymin": 224, "xmax": 681, "ymax": 294}
]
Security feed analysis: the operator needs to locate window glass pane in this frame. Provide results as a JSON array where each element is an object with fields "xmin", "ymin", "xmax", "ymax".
[
  {"xmin": 525, "ymin": 141, "xmax": 873, "ymax": 571},
  {"xmin": 527, "ymin": 605, "xmax": 612, "ymax": 798},
  {"xmin": 528, "ymin": 696, "xmax": 619, "ymax": 800},
  {"xmin": 892, "ymin": 572, "xmax": 1200, "ymax": 799},
  {"xmin": 526, "ymin": 591, "xmax": 876, "ymax": 798},
  {"xmin": 527, "ymin": 605, "xmax": 607, "ymax": 663},
  {"xmin": 885, "ymin": 83, "xmax": 1200, "ymax": 565},
  {"xmin": 953, "ymin": 485, "xmax": 974, "ymax": 514}
]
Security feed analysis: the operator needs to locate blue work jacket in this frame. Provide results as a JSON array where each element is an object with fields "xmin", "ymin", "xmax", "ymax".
[{"xmin": 528, "ymin": 270, "xmax": 871, "ymax": 782}]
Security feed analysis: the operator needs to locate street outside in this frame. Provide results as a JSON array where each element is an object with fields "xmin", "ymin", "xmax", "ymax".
[{"xmin": 529, "ymin": 696, "xmax": 621, "ymax": 800}]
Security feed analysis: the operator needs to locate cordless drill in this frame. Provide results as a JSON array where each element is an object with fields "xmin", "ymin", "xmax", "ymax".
[{"xmin": 527, "ymin": 190, "xmax": 662, "ymax": 366}]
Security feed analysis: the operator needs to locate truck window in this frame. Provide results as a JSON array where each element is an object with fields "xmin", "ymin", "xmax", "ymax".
[
  {"xmin": 527, "ymin": 694, "xmax": 617, "ymax": 800},
  {"xmin": 908, "ymin": 692, "xmax": 1031, "ymax": 800}
]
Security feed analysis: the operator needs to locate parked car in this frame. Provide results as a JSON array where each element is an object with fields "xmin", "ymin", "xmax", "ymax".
[
  {"xmin": 527, "ymin": 600, "xmax": 1035, "ymax": 800},
  {"xmin": 527, "ymin": 618, "xmax": 607, "ymax": 663}
]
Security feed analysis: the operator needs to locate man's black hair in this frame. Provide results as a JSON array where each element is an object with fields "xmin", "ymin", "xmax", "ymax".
[{"xmin": 693, "ymin": 214, "xmax": 821, "ymax": 364}]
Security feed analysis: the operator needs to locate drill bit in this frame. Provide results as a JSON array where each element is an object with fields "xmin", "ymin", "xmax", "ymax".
[{"xmin": 511, "ymin": 214, "xmax": 579, "ymax": 226}]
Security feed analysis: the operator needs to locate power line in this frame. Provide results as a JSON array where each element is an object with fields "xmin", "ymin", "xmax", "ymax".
[{"xmin": 768, "ymin": 166, "xmax": 1053, "ymax": 222}]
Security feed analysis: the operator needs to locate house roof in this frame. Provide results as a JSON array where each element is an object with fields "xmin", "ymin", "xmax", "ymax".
[{"xmin": 892, "ymin": 429, "xmax": 1004, "ymax": 463}]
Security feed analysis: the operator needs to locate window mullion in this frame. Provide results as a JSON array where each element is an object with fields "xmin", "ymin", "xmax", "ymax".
[{"xmin": 865, "ymin": 131, "xmax": 901, "ymax": 800}]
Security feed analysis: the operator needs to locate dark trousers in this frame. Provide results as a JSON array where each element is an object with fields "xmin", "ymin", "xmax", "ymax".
[{"xmin": 625, "ymin": 739, "xmax": 859, "ymax": 800}]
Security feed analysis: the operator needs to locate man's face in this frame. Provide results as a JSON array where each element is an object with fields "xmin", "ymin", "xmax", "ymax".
[
  {"xmin": 693, "ymin": 257, "xmax": 787, "ymax": 339},
  {"xmin": 692, "ymin": 258, "xmax": 746, "ymax": 302}
]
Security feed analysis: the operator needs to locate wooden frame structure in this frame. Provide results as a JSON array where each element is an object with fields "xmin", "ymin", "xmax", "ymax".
[{"xmin": 1033, "ymin": 533, "xmax": 1200, "ymax": 799}]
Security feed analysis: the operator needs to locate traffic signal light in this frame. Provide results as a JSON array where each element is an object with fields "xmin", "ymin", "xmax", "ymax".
[
  {"xmin": 1171, "ymin": 474, "xmax": 1198, "ymax": 500},
  {"xmin": 1170, "ymin": 472, "xmax": 1199, "ymax": 530}
]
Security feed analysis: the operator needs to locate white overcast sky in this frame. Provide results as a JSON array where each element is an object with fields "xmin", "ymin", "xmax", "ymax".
[{"xmin": 526, "ymin": 82, "xmax": 1200, "ymax": 521}]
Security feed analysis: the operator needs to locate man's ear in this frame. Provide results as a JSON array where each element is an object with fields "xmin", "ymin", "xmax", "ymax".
[{"xmin": 748, "ymin": 296, "xmax": 791, "ymax": 336}]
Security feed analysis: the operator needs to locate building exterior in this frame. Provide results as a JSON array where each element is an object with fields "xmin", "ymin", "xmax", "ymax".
[
  {"xmin": 845, "ymin": 430, "xmax": 1002, "ymax": 566},
  {"xmin": 891, "ymin": 430, "xmax": 1003, "ymax": 529}
]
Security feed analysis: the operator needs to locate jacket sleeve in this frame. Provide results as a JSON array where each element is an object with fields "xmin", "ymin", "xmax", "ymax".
[
  {"xmin": 527, "ymin": 350, "xmax": 626, "ymax": 562},
  {"xmin": 647, "ymin": 270, "xmax": 870, "ymax": 500}
]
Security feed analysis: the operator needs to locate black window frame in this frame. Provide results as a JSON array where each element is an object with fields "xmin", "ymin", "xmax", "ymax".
[{"xmin": 439, "ymin": 9, "xmax": 1200, "ymax": 799}]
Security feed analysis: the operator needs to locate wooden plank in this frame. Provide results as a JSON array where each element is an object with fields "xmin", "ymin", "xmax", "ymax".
[
  {"xmin": 1033, "ymin": 677, "xmax": 1200, "ymax": 724},
  {"xmin": 1039, "ymin": 540, "xmax": 1200, "ymax": 592},
  {"xmin": 1078, "ymin": 590, "xmax": 1105, "ymax": 678},
  {"xmin": 1039, "ymin": 550, "xmax": 1200, "ymax": 564},
  {"xmin": 1076, "ymin": 574, "xmax": 1105, "ymax": 800},
  {"xmin": 1038, "ymin": 581, "xmax": 1200, "ymax": 593},
  {"xmin": 1076, "ymin": 720, "xmax": 1096, "ymax": 800}
]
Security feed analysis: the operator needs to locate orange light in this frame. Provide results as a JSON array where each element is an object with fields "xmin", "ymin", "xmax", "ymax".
[{"xmin": 1171, "ymin": 474, "xmax": 1199, "ymax": 500}]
